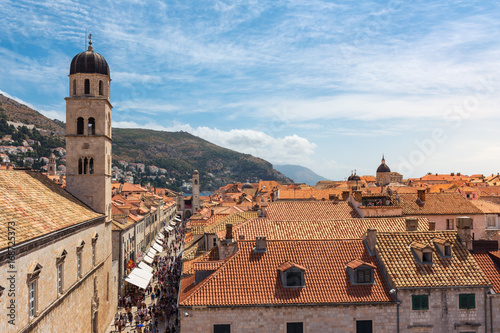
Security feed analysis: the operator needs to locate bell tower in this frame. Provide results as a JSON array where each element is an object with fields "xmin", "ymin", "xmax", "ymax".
[
  {"xmin": 65, "ymin": 36, "xmax": 112, "ymax": 220},
  {"xmin": 192, "ymin": 170, "xmax": 200, "ymax": 211}
]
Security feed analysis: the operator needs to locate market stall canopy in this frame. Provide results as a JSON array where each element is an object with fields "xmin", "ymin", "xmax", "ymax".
[
  {"xmin": 152, "ymin": 243, "xmax": 163, "ymax": 252},
  {"xmin": 138, "ymin": 261, "xmax": 154, "ymax": 274}
]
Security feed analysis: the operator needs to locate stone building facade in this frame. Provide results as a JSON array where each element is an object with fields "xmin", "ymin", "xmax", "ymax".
[{"xmin": 0, "ymin": 41, "xmax": 117, "ymax": 333}]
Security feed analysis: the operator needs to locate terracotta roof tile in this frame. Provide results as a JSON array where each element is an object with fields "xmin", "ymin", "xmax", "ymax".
[
  {"xmin": 392, "ymin": 192, "xmax": 483, "ymax": 215},
  {"xmin": 376, "ymin": 231, "xmax": 490, "ymax": 288},
  {"xmin": 179, "ymin": 239, "xmax": 393, "ymax": 307},
  {"xmin": 219, "ymin": 217, "xmax": 430, "ymax": 241},
  {"xmin": 346, "ymin": 259, "xmax": 376, "ymax": 270},
  {"xmin": 266, "ymin": 201, "xmax": 360, "ymax": 221},
  {"xmin": 0, "ymin": 170, "xmax": 103, "ymax": 250},
  {"xmin": 469, "ymin": 200, "xmax": 500, "ymax": 214},
  {"xmin": 471, "ymin": 252, "xmax": 500, "ymax": 293}
]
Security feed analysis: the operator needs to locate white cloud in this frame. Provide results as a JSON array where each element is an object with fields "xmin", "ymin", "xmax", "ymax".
[
  {"xmin": 113, "ymin": 121, "xmax": 317, "ymax": 165},
  {"xmin": 0, "ymin": 89, "xmax": 37, "ymax": 109}
]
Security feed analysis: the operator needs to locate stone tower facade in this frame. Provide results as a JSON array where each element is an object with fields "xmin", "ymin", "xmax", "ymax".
[
  {"xmin": 192, "ymin": 170, "xmax": 200, "ymax": 211},
  {"xmin": 48, "ymin": 152, "xmax": 57, "ymax": 176},
  {"xmin": 65, "ymin": 40, "xmax": 112, "ymax": 220}
]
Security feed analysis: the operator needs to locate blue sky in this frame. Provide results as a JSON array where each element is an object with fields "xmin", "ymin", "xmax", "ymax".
[{"xmin": 1, "ymin": 0, "xmax": 500, "ymax": 180}]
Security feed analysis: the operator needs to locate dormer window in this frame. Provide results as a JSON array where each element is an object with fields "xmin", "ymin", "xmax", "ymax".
[
  {"xmin": 346, "ymin": 259, "xmax": 375, "ymax": 284},
  {"xmin": 432, "ymin": 237, "xmax": 452, "ymax": 258},
  {"xmin": 278, "ymin": 262, "xmax": 306, "ymax": 288},
  {"xmin": 411, "ymin": 242, "xmax": 433, "ymax": 264}
]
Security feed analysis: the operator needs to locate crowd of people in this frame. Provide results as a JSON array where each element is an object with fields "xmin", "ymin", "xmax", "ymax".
[{"xmin": 112, "ymin": 220, "xmax": 187, "ymax": 333}]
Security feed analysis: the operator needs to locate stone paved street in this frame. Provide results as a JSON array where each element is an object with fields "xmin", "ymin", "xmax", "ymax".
[{"xmin": 105, "ymin": 221, "xmax": 186, "ymax": 333}]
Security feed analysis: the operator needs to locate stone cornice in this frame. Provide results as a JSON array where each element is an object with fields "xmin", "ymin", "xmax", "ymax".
[{"xmin": 0, "ymin": 216, "xmax": 105, "ymax": 264}]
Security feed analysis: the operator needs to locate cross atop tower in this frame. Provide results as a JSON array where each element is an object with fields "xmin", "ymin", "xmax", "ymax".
[{"xmin": 88, "ymin": 34, "xmax": 93, "ymax": 51}]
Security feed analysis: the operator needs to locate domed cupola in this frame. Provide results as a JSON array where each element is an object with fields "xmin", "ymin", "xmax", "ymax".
[
  {"xmin": 347, "ymin": 172, "xmax": 361, "ymax": 181},
  {"xmin": 376, "ymin": 155, "xmax": 391, "ymax": 173},
  {"xmin": 69, "ymin": 37, "xmax": 109, "ymax": 76}
]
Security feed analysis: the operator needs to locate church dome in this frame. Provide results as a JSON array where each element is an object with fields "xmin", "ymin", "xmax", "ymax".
[
  {"xmin": 241, "ymin": 183, "xmax": 254, "ymax": 189},
  {"xmin": 70, "ymin": 44, "xmax": 109, "ymax": 76},
  {"xmin": 348, "ymin": 174, "xmax": 361, "ymax": 181},
  {"xmin": 376, "ymin": 156, "xmax": 391, "ymax": 173}
]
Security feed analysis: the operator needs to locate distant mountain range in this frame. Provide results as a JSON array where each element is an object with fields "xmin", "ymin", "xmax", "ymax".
[
  {"xmin": 273, "ymin": 164, "xmax": 328, "ymax": 186},
  {"xmin": 0, "ymin": 94, "xmax": 292, "ymax": 190}
]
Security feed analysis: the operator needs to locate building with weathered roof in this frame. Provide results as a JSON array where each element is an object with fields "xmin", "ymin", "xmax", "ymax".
[
  {"xmin": 179, "ymin": 239, "xmax": 397, "ymax": 332},
  {"xmin": 0, "ymin": 40, "xmax": 117, "ymax": 333}
]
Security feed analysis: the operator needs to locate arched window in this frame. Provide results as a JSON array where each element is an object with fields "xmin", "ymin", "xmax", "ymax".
[
  {"xmin": 88, "ymin": 117, "xmax": 95, "ymax": 135},
  {"xmin": 73, "ymin": 79, "xmax": 76, "ymax": 95},
  {"xmin": 89, "ymin": 158, "xmax": 94, "ymax": 174},
  {"xmin": 84, "ymin": 157, "xmax": 88, "ymax": 174},
  {"xmin": 77, "ymin": 117, "xmax": 84, "ymax": 135},
  {"xmin": 78, "ymin": 158, "xmax": 83, "ymax": 174},
  {"xmin": 99, "ymin": 80, "xmax": 103, "ymax": 95},
  {"xmin": 84, "ymin": 79, "xmax": 90, "ymax": 94}
]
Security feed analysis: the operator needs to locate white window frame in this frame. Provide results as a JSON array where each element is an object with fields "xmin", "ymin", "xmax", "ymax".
[
  {"xmin": 57, "ymin": 263, "xmax": 64, "ymax": 294},
  {"xmin": 29, "ymin": 280, "xmax": 37, "ymax": 317},
  {"xmin": 486, "ymin": 215, "xmax": 497, "ymax": 228},
  {"xmin": 77, "ymin": 251, "xmax": 82, "ymax": 278}
]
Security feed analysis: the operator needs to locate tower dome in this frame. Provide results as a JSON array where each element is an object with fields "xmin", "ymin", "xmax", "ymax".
[
  {"xmin": 376, "ymin": 155, "xmax": 391, "ymax": 173},
  {"xmin": 241, "ymin": 182, "xmax": 254, "ymax": 189},
  {"xmin": 69, "ymin": 38, "xmax": 109, "ymax": 76}
]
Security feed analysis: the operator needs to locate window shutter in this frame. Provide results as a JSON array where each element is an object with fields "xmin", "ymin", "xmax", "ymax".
[
  {"xmin": 422, "ymin": 295, "xmax": 428, "ymax": 310},
  {"xmin": 468, "ymin": 294, "xmax": 475, "ymax": 309},
  {"xmin": 459, "ymin": 294, "xmax": 468, "ymax": 309},
  {"xmin": 412, "ymin": 295, "xmax": 419, "ymax": 309}
]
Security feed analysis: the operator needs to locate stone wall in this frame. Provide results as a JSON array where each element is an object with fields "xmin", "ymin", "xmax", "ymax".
[
  {"xmin": 0, "ymin": 220, "xmax": 117, "ymax": 333},
  {"xmin": 180, "ymin": 304, "xmax": 397, "ymax": 333},
  {"xmin": 397, "ymin": 287, "xmax": 488, "ymax": 333}
]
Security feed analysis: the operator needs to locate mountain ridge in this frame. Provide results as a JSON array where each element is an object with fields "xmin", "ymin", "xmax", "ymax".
[{"xmin": 0, "ymin": 93, "xmax": 292, "ymax": 190}]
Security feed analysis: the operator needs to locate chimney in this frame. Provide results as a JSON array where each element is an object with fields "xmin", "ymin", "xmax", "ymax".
[
  {"xmin": 258, "ymin": 207, "xmax": 267, "ymax": 218},
  {"xmin": 353, "ymin": 190, "xmax": 363, "ymax": 202},
  {"xmin": 342, "ymin": 191, "xmax": 350, "ymax": 201},
  {"xmin": 456, "ymin": 217, "xmax": 472, "ymax": 250},
  {"xmin": 428, "ymin": 221, "xmax": 436, "ymax": 231},
  {"xmin": 329, "ymin": 194, "xmax": 339, "ymax": 201},
  {"xmin": 405, "ymin": 218, "xmax": 418, "ymax": 231},
  {"xmin": 211, "ymin": 209, "xmax": 215, "ymax": 217},
  {"xmin": 451, "ymin": 172, "xmax": 454, "ymax": 176},
  {"xmin": 225, "ymin": 224, "xmax": 233, "ymax": 240},
  {"xmin": 254, "ymin": 236, "xmax": 267, "ymax": 253},
  {"xmin": 417, "ymin": 189, "xmax": 426, "ymax": 202},
  {"xmin": 219, "ymin": 225, "xmax": 238, "ymax": 260},
  {"xmin": 365, "ymin": 229, "xmax": 377, "ymax": 254}
]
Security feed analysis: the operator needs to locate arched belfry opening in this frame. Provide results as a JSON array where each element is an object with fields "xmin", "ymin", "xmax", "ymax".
[
  {"xmin": 84, "ymin": 79, "xmax": 90, "ymax": 94},
  {"xmin": 73, "ymin": 79, "xmax": 76, "ymax": 95},
  {"xmin": 88, "ymin": 117, "xmax": 95, "ymax": 135},
  {"xmin": 77, "ymin": 117, "xmax": 84, "ymax": 135},
  {"xmin": 99, "ymin": 80, "xmax": 103, "ymax": 95}
]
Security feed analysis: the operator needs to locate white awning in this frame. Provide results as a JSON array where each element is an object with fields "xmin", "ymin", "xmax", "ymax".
[
  {"xmin": 130, "ymin": 267, "xmax": 154, "ymax": 281},
  {"xmin": 152, "ymin": 243, "xmax": 163, "ymax": 253},
  {"xmin": 156, "ymin": 233, "xmax": 165, "ymax": 239},
  {"xmin": 169, "ymin": 221, "xmax": 176, "ymax": 226},
  {"xmin": 125, "ymin": 275, "xmax": 149, "ymax": 289},
  {"xmin": 143, "ymin": 255, "xmax": 154, "ymax": 264},
  {"xmin": 174, "ymin": 217, "xmax": 182, "ymax": 222},
  {"xmin": 125, "ymin": 268, "xmax": 153, "ymax": 289},
  {"xmin": 138, "ymin": 261, "xmax": 154, "ymax": 274},
  {"xmin": 147, "ymin": 249, "xmax": 157, "ymax": 258},
  {"xmin": 165, "ymin": 226, "xmax": 174, "ymax": 232},
  {"xmin": 155, "ymin": 239, "xmax": 163, "ymax": 246}
]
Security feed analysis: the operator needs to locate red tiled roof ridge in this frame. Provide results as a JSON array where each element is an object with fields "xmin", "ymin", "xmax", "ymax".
[{"xmin": 180, "ymin": 249, "xmax": 243, "ymax": 305}]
